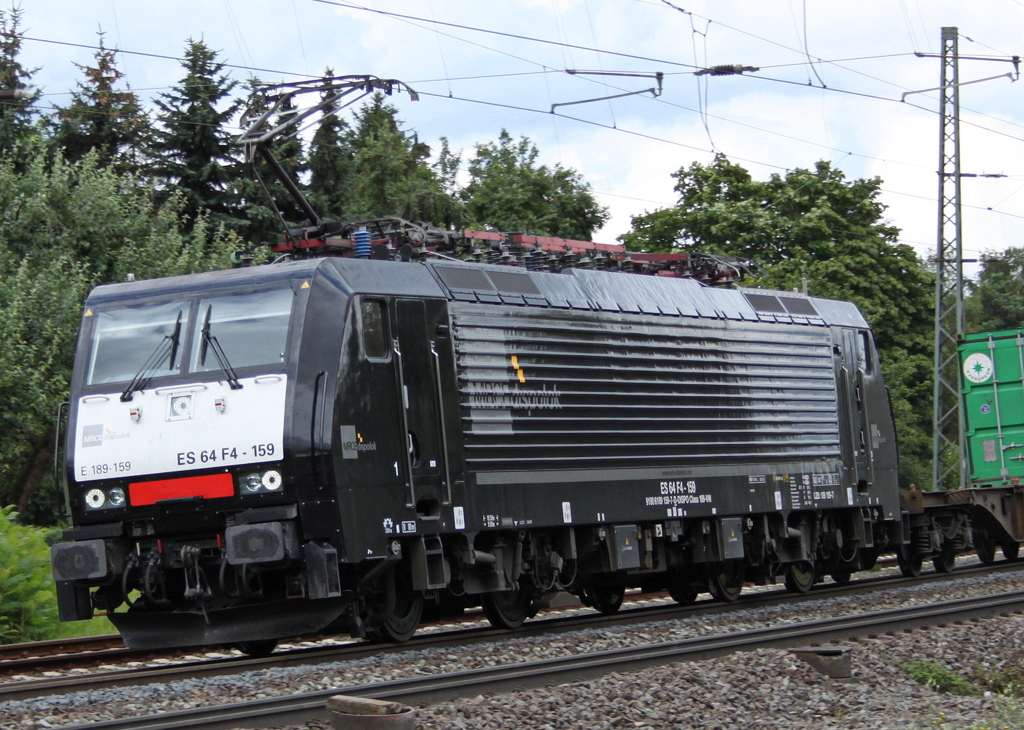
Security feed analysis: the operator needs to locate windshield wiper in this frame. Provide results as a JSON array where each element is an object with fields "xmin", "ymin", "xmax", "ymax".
[
  {"xmin": 120, "ymin": 312, "xmax": 182, "ymax": 402},
  {"xmin": 199, "ymin": 305, "xmax": 243, "ymax": 390}
]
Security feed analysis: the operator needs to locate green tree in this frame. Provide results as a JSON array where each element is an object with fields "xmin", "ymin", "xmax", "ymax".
[
  {"xmin": 306, "ymin": 109, "xmax": 353, "ymax": 219},
  {"xmin": 434, "ymin": 136, "xmax": 461, "ymax": 200},
  {"xmin": 234, "ymin": 78, "xmax": 308, "ymax": 242},
  {"xmin": 49, "ymin": 33, "xmax": 151, "ymax": 175},
  {"xmin": 460, "ymin": 129, "xmax": 608, "ymax": 240},
  {"xmin": 346, "ymin": 93, "xmax": 457, "ymax": 225},
  {"xmin": 0, "ymin": 7, "xmax": 41, "ymax": 162},
  {"xmin": 305, "ymin": 70, "xmax": 357, "ymax": 220},
  {"xmin": 152, "ymin": 39, "xmax": 243, "ymax": 228},
  {"xmin": 966, "ymin": 247, "xmax": 1024, "ymax": 333},
  {"xmin": 622, "ymin": 154, "xmax": 934, "ymax": 488},
  {"xmin": 0, "ymin": 147, "xmax": 239, "ymax": 523}
]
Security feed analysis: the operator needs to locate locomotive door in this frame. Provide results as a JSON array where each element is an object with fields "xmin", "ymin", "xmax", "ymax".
[
  {"xmin": 394, "ymin": 298, "xmax": 448, "ymax": 515},
  {"xmin": 835, "ymin": 328, "xmax": 873, "ymax": 490}
]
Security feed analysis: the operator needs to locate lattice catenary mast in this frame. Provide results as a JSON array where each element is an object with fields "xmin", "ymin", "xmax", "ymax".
[{"xmin": 932, "ymin": 26, "xmax": 965, "ymax": 492}]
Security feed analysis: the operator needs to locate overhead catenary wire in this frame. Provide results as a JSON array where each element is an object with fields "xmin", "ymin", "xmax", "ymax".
[
  {"xmin": 13, "ymin": 23, "xmax": 1021, "ymax": 184},
  {"xmin": 11, "ymin": 14, "xmax": 1021, "ymax": 148},
  {"xmin": 6, "ymin": 29, "xmax": 923, "ymax": 172},
  {"xmin": 311, "ymin": 0, "xmax": 703, "ymax": 71}
]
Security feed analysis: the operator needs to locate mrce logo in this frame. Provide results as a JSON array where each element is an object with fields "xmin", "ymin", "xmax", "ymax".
[{"xmin": 81, "ymin": 424, "xmax": 129, "ymax": 448}]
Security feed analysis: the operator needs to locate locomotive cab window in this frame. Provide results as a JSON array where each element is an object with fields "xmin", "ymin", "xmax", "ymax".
[
  {"xmin": 87, "ymin": 300, "xmax": 190, "ymax": 385},
  {"xmin": 190, "ymin": 288, "xmax": 294, "ymax": 373},
  {"xmin": 359, "ymin": 298, "xmax": 390, "ymax": 361},
  {"xmin": 858, "ymin": 331, "xmax": 873, "ymax": 375}
]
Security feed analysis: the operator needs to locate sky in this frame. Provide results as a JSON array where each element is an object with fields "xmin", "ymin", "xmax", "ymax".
[{"xmin": 13, "ymin": 0, "xmax": 1024, "ymax": 274}]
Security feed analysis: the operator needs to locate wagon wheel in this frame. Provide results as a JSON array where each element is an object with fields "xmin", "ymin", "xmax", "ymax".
[
  {"xmin": 482, "ymin": 585, "xmax": 533, "ymax": 630},
  {"xmin": 1002, "ymin": 542, "xmax": 1020, "ymax": 562},
  {"xmin": 582, "ymin": 584, "xmax": 626, "ymax": 615},
  {"xmin": 783, "ymin": 561, "xmax": 816, "ymax": 594},
  {"xmin": 830, "ymin": 566, "xmax": 855, "ymax": 586},
  {"xmin": 932, "ymin": 544, "xmax": 956, "ymax": 574},
  {"xmin": 830, "ymin": 559, "xmax": 857, "ymax": 586},
  {"xmin": 707, "ymin": 562, "xmax": 744, "ymax": 603},
  {"xmin": 974, "ymin": 532, "xmax": 997, "ymax": 565},
  {"xmin": 369, "ymin": 564, "xmax": 424, "ymax": 643},
  {"xmin": 236, "ymin": 639, "xmax": 278, "ymax": 657},
  {"xmin": 897, "ymin": 546, "xmax": 923, "ymax": 577},
  {"xmin": 668, "ymin": 582, "xmax": 700, "ymax": 606}
]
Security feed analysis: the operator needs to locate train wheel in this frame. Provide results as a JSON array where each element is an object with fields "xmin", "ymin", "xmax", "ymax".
[
  {"xmin": 1002, "ymin": 542, "xmax": 1020, "ymax": 562},
  {"xmin": 668, "ymin": 583, "xmax": 700, "ymax": 606},
  {"xmin": 830, "ymin": 566, "xmax": 855, "ymax": 586},
  {"xmin": 784, "ymin": 561, "xmax": 816, "ymax": 594},
  {"xmin": 482, "ymin": 586, "xmax": 533, "ymax": 630},
  {"xmin": 370, "ymin": 566, "xmax": 424, "ymax": 643},
  {"xmin": 582, "ymin": 585, "xmax": 626, "ymax": 615},
  {"xmin": 897, "ymin": 547, "xmax": 923, "ymax": 577},
  {"xmin": 708, "ymin": 562, "xmax": 744, "ymax": 603},
  {"xmin": 932, "ymin": 545, "xmax": 956, "ymax": 574},
  {"xmin": 236, "ymin": 639, "xmax": 278, "ymax": 657},
  {"xmin": 975, "ymin": 534, "xmax": 997, "ymax": 565}
]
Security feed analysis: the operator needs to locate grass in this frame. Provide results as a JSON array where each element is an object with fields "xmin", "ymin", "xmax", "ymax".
[
  {"xmin": 55, "ymin": 613, "xmax": 118, "ymax": 639},
  {"xmin": 907, "ymin": 660, "xmax": 979, "ymax": 696},
  {"xmin": 908, "ymin": 661, "xmax": 1024, "ymax": 729}
]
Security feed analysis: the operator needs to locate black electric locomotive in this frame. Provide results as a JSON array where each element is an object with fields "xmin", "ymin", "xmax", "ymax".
[
  {"xmin": 52, "ymin": 74, "xmax": 990, "ymax": 654},
  {"xmin": 50, "ymin": 245, "xmax": 905, "ymax": 651}
]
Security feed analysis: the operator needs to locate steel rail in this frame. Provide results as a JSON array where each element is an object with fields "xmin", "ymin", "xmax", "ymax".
[
  {"xmin": 0, "ymin": 635, "xmax": 123, "ymax": 664},
  {"xmin": 54, "ymin": 589, "xmax": 1024, "ymax": 730}
]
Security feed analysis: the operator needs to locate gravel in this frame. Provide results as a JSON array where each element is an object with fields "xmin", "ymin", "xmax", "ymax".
[
  {"xmin": 4, "ymin": 565, "xmax": 1024, "ymax": 730},
  {"xmin": 410, "ymin": 619, "xmax": 1024, "ymax": 730}
]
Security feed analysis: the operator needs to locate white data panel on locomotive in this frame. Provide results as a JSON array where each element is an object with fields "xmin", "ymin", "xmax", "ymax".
[{"xmin": 73, "ymin": 375, "xmax": 287, "ymax": 481}]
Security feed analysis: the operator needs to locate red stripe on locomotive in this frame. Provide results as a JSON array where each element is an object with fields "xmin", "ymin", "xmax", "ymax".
[{"xmin": 128, "ymin": 473, "xmax": 234, "ymax": 505}]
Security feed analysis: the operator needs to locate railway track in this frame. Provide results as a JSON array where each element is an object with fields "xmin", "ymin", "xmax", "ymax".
[
  {"xmin": 0, "ymin": 553, "xmax": 909, "ymax": 675},
  {"xmin": 47, "ymin": 588, "xmax": 1024, "ymax": 730},
  {"xmin": 0, "ymin": 553, "xmax": 903, "ymax": 672},
  {"xmin": 0, "ymin": 634, "xmax": 124, "ymax": 665},
  {"xmin": 2, "ymin": 557, "xmax": 1019, "ymax": 704}
]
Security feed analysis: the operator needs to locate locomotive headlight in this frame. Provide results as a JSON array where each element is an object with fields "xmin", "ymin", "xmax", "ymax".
[
  {"xmin": 242, "ymin": 473, "xmax": 263, "ymax": 494},
  {"xmin": 261, "ymin": 470, "xmax": 283, "ymax": 491},
  {"xmin": 85, "ymin": 489, "xmax": 106, "ymax": 510},
  {"xmin": 84, "ymin": 486, "xmax": 128, "ymax": 510},
  {"xmin": 239, "ymin": 469, "xmax": 284, "ymax": 495}
]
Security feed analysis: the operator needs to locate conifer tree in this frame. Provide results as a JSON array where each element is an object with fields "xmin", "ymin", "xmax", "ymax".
[
  {"xmin": 346, "ymin": 93, "xmax": 457, "ymax": 225},
  {"xmin": 152, "ymin": 39, "xmax": 243, "ymax": 227},
  {"xmin": 0, "ymin": 7, "xmax": 40, "ymax": 162},
  {"xmin": 50, "ymin": 33, "xmax": 151, "ymax": 175},
  {"xmin": 306, "ymin": 70, "xmax": 357, "ymax": 220},
  {"xmin": 233, "ymin": 78, "xmax": 308, "ymax": 242}
]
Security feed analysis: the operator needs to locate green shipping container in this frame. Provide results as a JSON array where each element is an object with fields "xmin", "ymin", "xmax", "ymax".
[{"xmin": 960, "ymin": 329, "xmax": 1024, "ymax": 485}]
